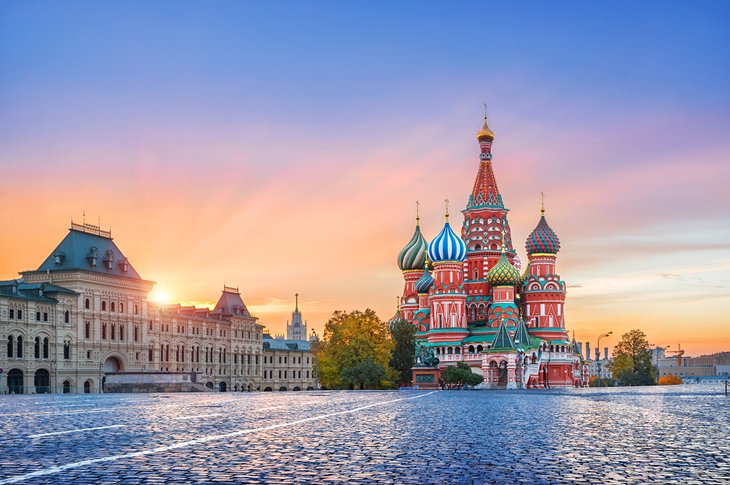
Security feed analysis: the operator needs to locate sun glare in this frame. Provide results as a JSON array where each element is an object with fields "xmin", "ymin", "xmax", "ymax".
[{"xmin": 151, "ymin": 289, "xmax": 171, "ymax": 304}]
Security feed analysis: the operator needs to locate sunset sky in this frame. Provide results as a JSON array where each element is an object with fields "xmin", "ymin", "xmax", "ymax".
[{"xmin": 1, "ymin": 2, "xmax": 728, "ymax": 355}]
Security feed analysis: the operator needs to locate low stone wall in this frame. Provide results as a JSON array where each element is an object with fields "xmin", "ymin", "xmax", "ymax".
[{"xmin": 104, "ymin": 372, "xmax": 211, "ymax": 393}]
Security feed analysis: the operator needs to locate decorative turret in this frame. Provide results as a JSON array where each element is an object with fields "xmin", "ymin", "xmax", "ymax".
[
  {"xmin": 525, "ymin": 197, "xmax": 561, "ymax": 255},
  {"xmin": 415, "ymin": 258, "xmax": 434, "ymax": 294},
  {"xmin": 397, "ymin": 214, "xmax": 429, "ymax": 270},
  {"xmin": 476, "ymin": 114, "xmax": 495, "ymax": 143},
  {"xmin": 521, "ymin": 196, "xmax": 567, "ymax": 331},
  {"xmin": 486, "ymin": 235, "xmax": 520, "ymax": 287},
  {"xmin": 487, "ymin": 252, "xmax": 521, "ymax": 287},
  {"xmin": 428, "ymin": 203, "xmax": 467, "ymax": 263}
]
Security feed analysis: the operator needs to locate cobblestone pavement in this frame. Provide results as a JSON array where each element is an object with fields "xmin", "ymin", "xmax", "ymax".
[{"xmin": 0, "ymin": 384, "xmax": 728, "ymax": 484}]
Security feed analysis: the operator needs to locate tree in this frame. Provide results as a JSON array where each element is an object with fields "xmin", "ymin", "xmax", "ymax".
[
  {"xmin": 658, "ymin": 375, "xmax": 683, "ymax": 385},
  {"xmin": 388, "ymin": 315, "xmax": 415, "ymax": 386},
  {"xmin": 609, "ymin": 329, "xmax": 657, "ymax": 386},
  {"xmin": 318, "ymin": 309, "xmax": 395, "ymax": 389},
  {"xmin": 341, "ymin": 358, "xmax": 388, "ymax": 390},
  {"xmin": 441, "ymin": 362, "xmax": 483, "ymax": 389}
]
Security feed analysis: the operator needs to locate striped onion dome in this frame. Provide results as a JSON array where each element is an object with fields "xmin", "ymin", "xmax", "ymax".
[
  {"xmin": 525, "ymin": 214, "xmax": 561, "ymax": 255},
  {"xmin": 397, "ymin": 225, "xmax": 428, "ymax": 271},
  {"xmin": 487, "ymin": 252, "xmax": 521, "ymax": 286},
  {"xmin": 415, "ymin": 263, "xmax": 434, "ymax": 293},
  {"xmin": 428, "ymin": 222, "xmax": 467, "ymax": 263}
]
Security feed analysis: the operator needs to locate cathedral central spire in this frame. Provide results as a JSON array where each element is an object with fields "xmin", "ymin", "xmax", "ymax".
[{"xmin": 469, "ymin": 114, "xmax": 503, "ymax": 209}]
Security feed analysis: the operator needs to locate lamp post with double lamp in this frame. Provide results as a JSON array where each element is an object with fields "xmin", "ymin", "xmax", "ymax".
[
  {"xmin": 514, "ymin": 339, "xmax": 525, "ymax": 389},
  {"xmin": 311, "ymin": 329, "xmax": 320, "ymax": 390},
  {"xmin": 596, "ymin": 331, "xmax": 613, "ymax": 386}
]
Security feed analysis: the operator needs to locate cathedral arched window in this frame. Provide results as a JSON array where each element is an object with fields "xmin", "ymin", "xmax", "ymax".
[
  {"xmin": 17, "ymin": 336, "xmax": 23, "ymax": 357},
  {"xmin": 7, "ymin": 336, "xmax": 14, "ymax": 358},
  {"xmin": 35, "ymin": 337, "xmax": 40, "ymax": 359},
  {"xmin": 64, "ymin": 341, "xmax": 71, "ymax": 360},
  {"xmin": 43, "ymin": 337, "xmax": 49, "ymax": 359}
]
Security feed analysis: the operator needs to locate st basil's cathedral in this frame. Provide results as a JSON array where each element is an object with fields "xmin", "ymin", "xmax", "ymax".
[{"xmin": 395, "ymin": 116, "xmax": 589, "ymax": 389}]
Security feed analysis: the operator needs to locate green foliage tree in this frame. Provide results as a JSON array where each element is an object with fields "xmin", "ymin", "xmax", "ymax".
[
  {"xmin": 341, "ymin": 358, "xmax": 388, "ymax": 390},
  {"xmin": 388, "ymin": 315, "xmax": 415, "ymax": 386},
  {"xmin": 609, "ymin": 329, "xmax": 657, "ymax": 386},
  {"xmin": 318, "ymin": 309, "xmax": 395, "ymax": 389},
  {"xmin": 441, "ymin": 362, "xmax": 483, "ymax": 389}
]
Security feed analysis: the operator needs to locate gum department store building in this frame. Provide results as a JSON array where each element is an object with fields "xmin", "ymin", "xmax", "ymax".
[
  {"xmin": 397, "ymin": 116, "xmax": 589, "ymax": 389},
  {"xmin": 0, "ymin": 223, "xmax": 316, "ymax": 394}
]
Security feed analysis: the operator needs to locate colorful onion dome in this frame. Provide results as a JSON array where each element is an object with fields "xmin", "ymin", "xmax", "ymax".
[
  {"xmin": 415, "ymin": 262, "xmax": 434, "ymax": 293},
  {"xmin": 525, "ymin": 212, "xmax": 561, "ymax": 255},
  {"xmin": 487, "ymin": 252, "xmax": 521, "ymax": 286},
  {"xmin": 477, "ymin": 115, "xmax": 495, "ymax": 142},
  {"xmin": 428, "ymin": 221, "xmax": 467, "ymax": 263},
  {"xmin": 398, "ymin": 224, "xmax": 428, "ymax": 271}
]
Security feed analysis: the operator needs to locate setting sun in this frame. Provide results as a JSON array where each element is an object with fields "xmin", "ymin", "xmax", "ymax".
[{"xmin": 150, "ymin": 289, "xmax": 171, "ymax": 304}]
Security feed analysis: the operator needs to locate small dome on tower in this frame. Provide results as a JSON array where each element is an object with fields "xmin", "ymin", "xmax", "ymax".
[
  {"xmin": 487, "ymin": 252, "xmax": 521, "ymax": 287},
  {"xmin": 428, "ymin": 221, "xmax": 467, "ymax": 263},
  {"xmin": 415, "ymin": 262, "xmax": 434, "ymax": 293},
  {"xmin": 477, "ymin": 115, "xmax": 495, "ymax": 142},
  {"xmin": 526, "ymin": 213, "xmax": 561, "ymax": 255},
  {"xmin": 398, "ymin": 224, "xmax": 428, "ymax": 271}
]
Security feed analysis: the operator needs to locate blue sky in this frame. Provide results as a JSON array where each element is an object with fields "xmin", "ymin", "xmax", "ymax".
[{"xmin": 1, "ymin": 2, "xmax": 729, "ymax": 353}]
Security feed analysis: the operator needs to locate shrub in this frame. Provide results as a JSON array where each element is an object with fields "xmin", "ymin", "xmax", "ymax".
[{"xmin": 658, "ymin": 375, "xmax": 683, "ymax": 385}]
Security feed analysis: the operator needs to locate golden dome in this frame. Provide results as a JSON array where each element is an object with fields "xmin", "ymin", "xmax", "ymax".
[{"xmin": 477, "ymin": 115, "xmax": 495, "ymax": 142}]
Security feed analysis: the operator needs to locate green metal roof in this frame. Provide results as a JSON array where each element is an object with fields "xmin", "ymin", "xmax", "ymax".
[{"xmin": 489, "ymin": 322, "xmax": 515, "ymax": 351}]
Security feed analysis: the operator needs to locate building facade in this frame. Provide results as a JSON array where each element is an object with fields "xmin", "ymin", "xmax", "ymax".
[
  {"xmin": 1, "ymin": 222, "xmax": 314, "ymax": 394},
  {"xmin": 396, "ymin": 116, "xmax": 588, "ymax": 389}
]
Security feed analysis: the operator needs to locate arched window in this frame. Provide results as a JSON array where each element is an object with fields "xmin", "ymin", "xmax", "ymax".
[
  {"xmin": 101, "ymin": 301, "xmax": 106, "ymax": 312},
  {"xmin": 7, "ymin": 336, "xmax": 14, "ymax": 358},
  {"xmin": 85, "ymin": 298, "xmax": 90, "ymax": 309},
  {"xmin": 120, "ymin": 302, "xmax": 124, "ymax": 313},
  {"xmin": 35, "ymin": 337, "xmax": 41, "ymax": 359},
  {"xmin": 119, "ymin": 324, "xmax": 124, "ymax": 341},
  {"xmin": 84, "ymin": 380, "xmax": 91, "ymax": 393},
  {"xmin": 17, "ymin": 337, "xmax": 23, "ymax": 358},
  {"xmin": 63, "ymin": 380, "xmax": 71, "ymax": 394},
  {"xmin": 111, "ymin": 324, "xmax": 116, "ymax": 340},
  {"xmin": 43, "ymin": 337, "xmax": 49, "ymax": 359},
  {"xmin": 477, "ymin": 345, "xmax": 483, "ymax": 353},
  {"xmin": 134, "ymin": 326, "xmax": 139, "ymax": 341},
  {"xmin": 455, "ymin": 347, "xmax": 461, "ymax": 354},
  {"xmin": 85, "ymin": 321, "xmax": 91, "ymax": 339},
  {"xmin": 64, "ymin": 341, "xmax": 70, "ymax": 360},
  {"xmin": 111, "ymin": 302, "xmax": 115, "ymax": 312},
  {"xmin": 148, "ymin": 346, "xmax": 154, "ymax": 362},
  {"xmin": 468, "ymin": 345, "xmax": 475, "ymax": 354},
  {"xmin": 447, "ymin": 347, "xmax": 453, "ymax": 355},
  {"xmin": 64, "ymin": 311, "xmax": 70, "ymax": 323},
  {"xmin": 102, "ymin": 323, "xmax": 107, "ymax": 339},
  {"xmin": 181, "ymin": 345, "xmax": 185, "ymax": 363}
]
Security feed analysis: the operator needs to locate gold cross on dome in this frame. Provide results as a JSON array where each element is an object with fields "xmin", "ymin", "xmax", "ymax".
[{"xmin": 540, "ymin": 191, "xmax": 546, "ymax": 215}]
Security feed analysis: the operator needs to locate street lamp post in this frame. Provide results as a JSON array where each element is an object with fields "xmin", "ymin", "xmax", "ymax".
[
  {"xmin": 514, "ymin": 339, "xmax": 524, "ymax": 390},
  {"xmin": 544, "ymin": 340, "xmax": 552, "ymax": 389},
  {"xmin": 596, "ymin": 332, "xmax": 613, "ymax": 386}
]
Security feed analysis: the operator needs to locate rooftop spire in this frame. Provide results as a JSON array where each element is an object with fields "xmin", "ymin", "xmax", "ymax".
[
  {"xmin": 444, "ymin": 198, "xmax": 450, "ymax": 222},
  {"xmin": 415, "ymin": 200, "xmax": 420, "ymax": 226},
  {"xmin": 295, "ymin": 292, "xmax": 299, "ymax": 311}
]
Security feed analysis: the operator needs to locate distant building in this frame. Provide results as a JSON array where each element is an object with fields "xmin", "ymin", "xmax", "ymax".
[
  {"xmin": 0, "ymin": 222, "xmax": 312, "ymax": 393},
  {"xmin": 286, "ymin": 293, "xmax": 308, "ymax": 341}
]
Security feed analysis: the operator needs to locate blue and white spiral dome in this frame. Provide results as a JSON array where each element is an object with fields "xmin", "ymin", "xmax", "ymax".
[{"xmin": 428, "ymin": 222, "xmax": 467, "ymax": 263}]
